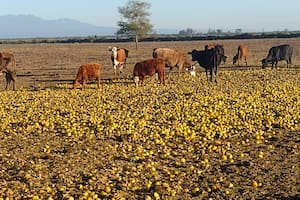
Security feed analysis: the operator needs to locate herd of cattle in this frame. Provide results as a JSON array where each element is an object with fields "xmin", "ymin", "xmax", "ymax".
[
  {"xmin": 0, "ymin": 43, "xmax": 294, "ymax": 90},
  {"xmin": 109, "ymin": 43, "xmax": 293, "ymax": 87}
]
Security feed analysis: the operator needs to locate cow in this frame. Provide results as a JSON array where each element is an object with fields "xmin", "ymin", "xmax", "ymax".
[
  {"xmin": 188, "ymin": 48, "xmax": 219, "ymax": 83},
  {"xmin": 205, "ymin": 43, "xmax": 227, "ymax": 64},
  {"xmin": 109, "ymin": 47, "xmax": 129, "ymax": 76},
  {"xmin": 205, "ymin": 43, "xmax": 218, "ymax": 50},
  {"xmin": 261, "ymin": 44, "xmax": 293, "ymax": 69},
  {"xmin": 0, "ymin": 66, "xmax": 16, "ymax": 91},
  {"xmin": 233, "ymin": 45, "xmax": 248, "ymax": 66},
  {"xmin": 0, "ymin": 51, "xmax": 16, "ymax": 71},
  {"xmin": 73, "ymin": 63, "xmax": 101, "ymax": 89},
  {"xmin": 133, "ymin": 58, "xmax": 165, "ymax": 87},
  {"xmin": 152, "ymin": 48, "xmax": 193, "ymax": 76}
]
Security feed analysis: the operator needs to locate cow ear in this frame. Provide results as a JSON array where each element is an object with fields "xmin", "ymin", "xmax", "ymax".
[{"xmin": 188, "ymin": 52, "xmax": 192, "ymax": 54}]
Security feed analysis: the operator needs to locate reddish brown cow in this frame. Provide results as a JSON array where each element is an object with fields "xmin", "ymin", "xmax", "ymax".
[
  {"xmin": 0, "ymin": 51, "xmax": 16, "ymax": 71},
  {"xmin": 233, "ymin": 45, "xmax": 248, "ymax": 65},
  {"xmin": 133, "ymin": 58, "xmax": 165, "ymax": 86},
  {"xmin": 204, "ymin": 43, "xmax": 218, "ymax": 50},
  {"xmin": 73, "ymin": 63, "xmax": 101, "ymax": 89},
  {"xmin": 0, "ymin": 66, "xmax": 17, "ymax": 91},
  {"xmin": 152, "ymin": 48, "xmax": 192, "ymax": 75}
]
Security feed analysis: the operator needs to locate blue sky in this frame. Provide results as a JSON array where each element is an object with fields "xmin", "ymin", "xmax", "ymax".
[{"xmin": 2, "ymin": 0, "xmax": 300, "ymax": 32}]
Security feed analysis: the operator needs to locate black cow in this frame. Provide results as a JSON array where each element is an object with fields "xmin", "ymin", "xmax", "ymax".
[
  {"xmin": 205, "ymin": 44, "xmax": 227, "ymax": 64},
  {"xmin": 188, "ymin": 48, "xmax": 219, "ymax": 83},
  {"xmin": 214, "ymin": 44, "xmax": 227, "ymax": 64},
  {"xmin": 261, "ymin": 44, "xmax": 293, "ymax": 69},
  {"xmin": 188, "ymin": 45, "xmax": 226, "ymax": 83}
]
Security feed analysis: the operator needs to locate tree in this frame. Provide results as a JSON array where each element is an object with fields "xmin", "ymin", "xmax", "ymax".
[
  {"xmin": 235, "ymin": 28, "xmax": 242, "ymax": 34},
  {"xmin": 117, "ymin": 0, "xmax": 153, "ymax": 49},
  {"xmin": 179, "ymin": 28, "xmax": 194, "ymax": 37}
]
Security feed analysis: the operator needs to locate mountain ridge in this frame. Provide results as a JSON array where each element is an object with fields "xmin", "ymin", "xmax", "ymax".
[
  {"xmin": 0, "ymin": 14, "xmax": 117, "ymax": 38},
  {"xmin": 0, "ymin": 14, "xmax": 180, "ymax": 39}
]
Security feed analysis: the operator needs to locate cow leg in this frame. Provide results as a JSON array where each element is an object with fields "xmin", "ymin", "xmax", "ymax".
[
  {"xmin": 12, "ymin": 80, "xmax": 16, "ymax": 91},
  {"xmin": 140, "ymin": 77, "xmax": 144, "ymax": 86},
  {"xmin": 82, "ymin": 80, "xmax": 86, "ymax": 90},
  {"xmin": 4, "ymin": 74, "xmax": 10, "ymax": 90},
  {"xmin": 275, "ymin": 61, "xmax": 278, "ymax": 68},
  {"xmin": 214, "ymin": 67, "xmax": 218, "ymax": 83},
  {"xmin": 119, "ymin": 64, "xmax": 124, "ymax": 74},
  {"xmin": 286, "ymin": 59, "xmax": 291, "ymax": 68},
  {"xmin": 97, "ymin": 78, "xmax": 100, "ymax": 89},
  {"xmin": 271, "ymin": 62, "xmax": 274, "ymax": 69},
  {"xmin": 5, "ymin": 80, "xmax": 9, "ymax": 90},
  {"xmin": 244, "ymin": 57, "xmax": 247, "ymax": 65},
  {"xmin": 158, "ymin": 72, "xmax": 165, "ymax": 85},
  {"xmin": 210, "ymin": 68, "xmax": 213, "ymax": 82},
  {"xmin": 205, "ymin": 70, "xmax": 209, "ymax": 82}
]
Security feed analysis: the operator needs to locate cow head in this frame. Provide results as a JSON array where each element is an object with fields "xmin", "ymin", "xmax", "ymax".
[
  {"xmin": 0, "ymin": 66, "xmax": 8, "ymax": 76},
  {"xmin": 188, "ymin": 50, "xmax": 198, "ymax": 61},
  {"xmin": 233, "ymin": 55, "xmax": 238, "ymax": 65},
  {"xmin": 133, "ymin": 76, "xmax": 139, "ymax": 87},
  {"xmin": 111, "ymin": 47, "xmax": 118, "ymax": 60},
  {"xmin": 261, "ymin": 58, "xmax": 268, "ymax": 69}
]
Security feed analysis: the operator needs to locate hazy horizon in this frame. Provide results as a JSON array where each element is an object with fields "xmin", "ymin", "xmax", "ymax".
[{"xmin": 2, "ymin": 0, "xmax": 300, "ymax": 33}]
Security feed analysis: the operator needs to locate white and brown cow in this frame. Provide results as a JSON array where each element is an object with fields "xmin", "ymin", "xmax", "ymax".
[{"xmin": 109, "ymin": 47, "xmax": 129, "ymax": 76}]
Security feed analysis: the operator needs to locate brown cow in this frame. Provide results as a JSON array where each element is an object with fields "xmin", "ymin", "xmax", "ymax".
[
  {"xmin": 73, "ymin": 63, "xmax": 101, "ymax": 89},
  {"xmin": 133, "ymin": 58, "xmax": 165, "ymax": 86},
  {"xmin": 233, "ymin": 45, "xmax": 248, "ymax": 65},
  {"xmin": 0, "ymin": 52, "xmax": 16, "ymax": 71},
  {"xmin": 152, "ymin": 48, "xmax": 192, "ymax": 75},
  {"xmin": 109, "ymin": 47, "xmax": 129, "ymax": 76},
  {"xmin": 0, "ymin": 66, "xmax": 16, "ymax": 91},
  {"xmin": 204, "ymin": 43, "xmax": 218, "ymax": 50}
]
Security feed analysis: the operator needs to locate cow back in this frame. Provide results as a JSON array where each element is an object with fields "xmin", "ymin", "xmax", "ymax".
[
  {"xmin": 153, "ymin": 48, "xmax": 190, "ymax": 69},
  {"xmin": 78, "ymin": 63, "xmax": 101, "ymax": 80},
  {"xmin": 265, "ymin": 44, "xmax": 292, "ymax": 61},
  {"xmin": 134, "ymin": 58, "xmax": 165, "ymax": 76},
  {"xmin": 116, "ymin": 49, "xmax": 128, "ymax": 63}
]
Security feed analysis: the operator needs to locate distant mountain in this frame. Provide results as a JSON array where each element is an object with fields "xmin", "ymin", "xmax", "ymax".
[{"xmin": 0, "ymin": 15, "xmax": 117, "ymax": 39}]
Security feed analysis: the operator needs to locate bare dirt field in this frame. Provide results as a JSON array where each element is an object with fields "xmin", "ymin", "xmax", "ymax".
[
  {"xmin": 0, "ymin": 39, "xmax": 299, "ymax": 199},
  {"xmin": 1, "ymin": 38, "xmax": 300, "ymax": 89}
]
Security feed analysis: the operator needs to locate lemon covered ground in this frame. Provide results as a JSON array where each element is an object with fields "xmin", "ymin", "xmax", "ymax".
[{"xmin": 0, "ymin": 69, "xmax": 299, "ymax": 199}]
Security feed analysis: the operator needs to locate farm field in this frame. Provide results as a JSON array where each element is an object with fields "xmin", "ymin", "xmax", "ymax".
[{"xmin": 0, "ymin": 39, "xmax": 299, "ymax": 199}]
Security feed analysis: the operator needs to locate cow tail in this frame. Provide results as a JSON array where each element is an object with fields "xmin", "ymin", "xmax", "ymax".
[
  {"xmin": 213, "ymin": 49, "xmax": 218, "ymax": 83},
  {"xmin": 152, "ymin": 48, "xmax": 157, "ymax": 58},
  {"xmin": 75, "ymin": 67, "xmax": 83, "ymax": 82}
]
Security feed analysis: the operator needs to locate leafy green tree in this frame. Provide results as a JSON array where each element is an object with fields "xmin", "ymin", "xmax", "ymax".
[{"xmin": 117, "ymin": 0, "xmax": 153, "ymax": 49}]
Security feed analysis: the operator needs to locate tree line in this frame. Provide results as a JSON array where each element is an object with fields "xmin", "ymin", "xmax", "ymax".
[{"xmin": 1, "ymin": 31, "xmax": 300, "ymax": 45}]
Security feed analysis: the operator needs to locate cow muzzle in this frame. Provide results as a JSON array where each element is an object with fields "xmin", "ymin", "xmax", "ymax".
[{"xmin": 134, "ymin": 76, "xmax": 139, "ymax": 86}]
